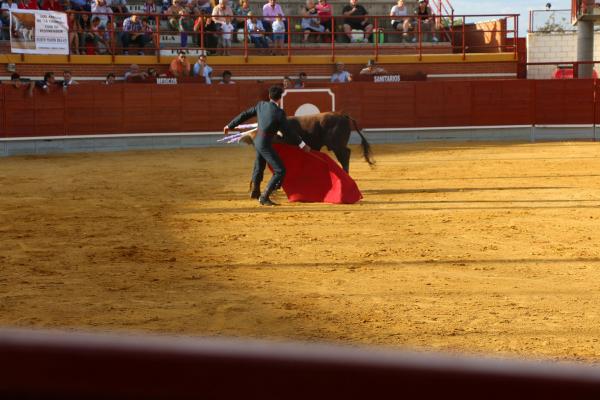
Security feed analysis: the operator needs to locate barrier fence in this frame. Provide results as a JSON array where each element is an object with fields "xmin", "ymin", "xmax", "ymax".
[
  {"xmin": 3, "ymin": 328, "xmax": 600, "ymax": 399},
  {"xmin": 6, "ymin": 11, "xmax": 518, "ymax": 61},
  {"xmin": 2, "ymin": 78, "xmax": 599, "ymax": 138}
]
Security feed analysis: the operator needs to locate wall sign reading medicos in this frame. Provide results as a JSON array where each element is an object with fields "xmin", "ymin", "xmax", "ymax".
[{"xmin": 10, "ymin": 10, "xmax": 69, "ymax": 55}]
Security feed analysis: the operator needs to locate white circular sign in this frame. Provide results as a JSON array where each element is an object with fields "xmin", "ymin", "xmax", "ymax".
[{"xmin": 294, "ymin": 103, "xmax": 321, "ymax": 116}]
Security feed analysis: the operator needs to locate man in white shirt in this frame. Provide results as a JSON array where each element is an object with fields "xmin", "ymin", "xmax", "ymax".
[{"xmin": 331, "ymin": 62, "xmax": 352, "ymax": 83}]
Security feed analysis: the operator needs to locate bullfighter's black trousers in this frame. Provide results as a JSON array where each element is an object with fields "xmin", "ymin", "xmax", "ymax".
[{"xmin": 252, "ymin": 133, "xmax": 285, "ymax": 194}]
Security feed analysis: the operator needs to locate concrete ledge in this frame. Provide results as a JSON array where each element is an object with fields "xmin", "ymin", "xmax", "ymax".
[{"xmin": 1, "ymin": 125, "xmax": 598, "ymax": 157}]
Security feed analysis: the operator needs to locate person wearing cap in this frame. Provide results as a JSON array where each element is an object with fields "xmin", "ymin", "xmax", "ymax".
[
  {"xmin": 331, "ymin": 62, "xmax": 352, "ymax": 83},
  {"xmin": 414, "ymin": 0, "xmax": 438, "ymax": 42},
  {"xmin": 224, "ymin": 86, "xmax": 312, "ymax": 206},
  {"xmin": 169, "ymin": 51, "xmax": 191, "ymax": 77},
  {"xmin": 359, "ymin": 59, "xmax": 387, "ymax": 75}
]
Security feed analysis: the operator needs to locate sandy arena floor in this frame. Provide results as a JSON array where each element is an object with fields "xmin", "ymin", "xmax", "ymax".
[{"xmin": 3, "ymin": 141, "xmax": 600, "ymax": 361}]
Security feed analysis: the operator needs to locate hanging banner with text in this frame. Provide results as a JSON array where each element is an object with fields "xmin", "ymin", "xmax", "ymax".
[{"xmin": 10, "ymin": 10, "xmax": 68, "ymax": 55}]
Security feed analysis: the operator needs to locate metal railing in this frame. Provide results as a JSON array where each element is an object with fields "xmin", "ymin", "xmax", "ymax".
[
  {"xmin": 572, "ymin": 0, "xmax": 600, "ymax": 22},
  {"xmin": 526, "ymin": 60, "xmax": 600, "ymax": 79},
  {"xmin": 529, "ymin": 9, "xmax": 574, "ymax": 33},
  {"xmin": 4, "ymin": 11, "xmax": 518, "ymax": 63}
]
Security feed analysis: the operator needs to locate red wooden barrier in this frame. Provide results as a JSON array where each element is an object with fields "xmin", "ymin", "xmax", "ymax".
[
  {"xmin": 1, "ymin": 80, "xmax": 598, "ymax": 138},
  {"xmin": 3, "ymin": 328, "xmax": 600, "ymax": 399}
]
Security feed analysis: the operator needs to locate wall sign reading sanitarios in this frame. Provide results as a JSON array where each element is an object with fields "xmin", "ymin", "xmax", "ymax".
[
  {"xmin": 373, "ymin": 75, "xmax": 401, "ymax": 83},
  {"xmin": 10, "ymin": 10, "xmax": 68, "ymax": 55}
]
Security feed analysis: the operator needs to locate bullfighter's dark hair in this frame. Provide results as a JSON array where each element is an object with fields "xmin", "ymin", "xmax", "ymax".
[{"xmin": 269, "ymin": 86, "xmax": 283, "ymax": 101}]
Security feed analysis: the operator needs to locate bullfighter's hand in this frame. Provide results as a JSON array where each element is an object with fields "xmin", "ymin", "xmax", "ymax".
[
  {"xmin": 302, "ymin": 144, "xmax": 312, "ymax": 153},
  {"xmin": 223, "ymin": 126, "xmax": 230, "ymax": 135}
]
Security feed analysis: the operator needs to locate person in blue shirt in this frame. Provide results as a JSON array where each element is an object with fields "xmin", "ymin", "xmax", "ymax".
[
  {"xmin": 192, "ymin": 55, "xmax": 213, "ymax": 84},
  {"xmin": 224, "ymin": 86, "xmax": 311, "ymax": 206}
]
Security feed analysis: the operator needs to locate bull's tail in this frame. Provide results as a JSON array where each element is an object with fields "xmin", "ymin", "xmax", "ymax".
[{"xmin": 348, "ymin": 115, "xmax": 375, "ymax": 167}]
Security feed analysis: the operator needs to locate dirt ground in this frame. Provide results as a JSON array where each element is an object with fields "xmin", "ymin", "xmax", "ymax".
[{"xmin": 3, "ymin": 141, "xmax": 600, "ymax": 361}]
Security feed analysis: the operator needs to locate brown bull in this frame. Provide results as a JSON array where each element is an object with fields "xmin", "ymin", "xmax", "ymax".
[{"xmin": 275, "ymin": 112, "xmax": 375, "ymax": 172}]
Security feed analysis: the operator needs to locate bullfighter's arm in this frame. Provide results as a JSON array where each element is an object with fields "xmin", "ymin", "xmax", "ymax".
[
  {"xmin": 227, "ymin": 106, "xmax": 258, "ymax": 130},
  {"xmin": 279, "ymin": 112, "xmax": 310, "ymax": 152}
]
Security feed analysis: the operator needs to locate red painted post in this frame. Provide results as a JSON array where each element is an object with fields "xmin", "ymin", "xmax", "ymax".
[
  {"xmin": 287, "ymin": 16, "xmax": 291, "ymax": 62},
  {"xmin": 593, "ymin": 76, "xmax": 597, "ymax": 141},
  {"xmin": 514, "ymin": 15, "xmax": 518, "ymax": 60},
  {"xmin": 200, "ymin": 16, "xmax": 204, "ymax": 51},
  {"xmin": 331, "ymin": 16, "xmax": 335, "ymax": 62},
  {"xmin": 418, "ymin": 16, "xmax": 422, "ymax": 60},
  {"xmin": 374, "ymin": 16, "xmax": 379, "ymax": 61},
  {"xmin": 461, "ymin": 15, "xmax": 465, "ymax": 61},
  {"xmin": 243, "ymin": 16, "xmax": 248, "ymax": 62},
  {"xmin": 155, "ymin": 14, "xmax": 161, "ymax": 63}
]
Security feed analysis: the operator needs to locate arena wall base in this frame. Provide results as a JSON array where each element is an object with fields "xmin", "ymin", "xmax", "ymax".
[{"xmin": 1, "ymin": 126, "xmax": 599, "ymax": 157}]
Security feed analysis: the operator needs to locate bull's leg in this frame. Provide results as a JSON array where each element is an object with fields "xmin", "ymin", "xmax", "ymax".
[{"xmin": 334, "ymin": 147, "xmax": 351, "ymax": 173}]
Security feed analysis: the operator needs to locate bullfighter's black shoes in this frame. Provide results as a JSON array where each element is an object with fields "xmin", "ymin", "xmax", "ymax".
[
  {"xmin": 250, "ymin": 184, "xmax": 261, "ymax": 199},
  {"xmin": 259, "ymin": 196, "xmax": 278, "ymax": 206}
]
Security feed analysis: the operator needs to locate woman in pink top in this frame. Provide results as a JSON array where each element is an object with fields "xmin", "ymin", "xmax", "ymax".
[{"xmin": 315, "ymin": 0, "xmax": 332, "ymax": 34}]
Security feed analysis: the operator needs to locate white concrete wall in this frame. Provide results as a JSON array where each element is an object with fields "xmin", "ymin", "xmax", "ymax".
[{"xmin": 527, "ymin": 31, "xmax": 600, "ymax": 79}]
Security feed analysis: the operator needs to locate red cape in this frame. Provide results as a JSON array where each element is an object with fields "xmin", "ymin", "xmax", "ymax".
[{"xmin": 270, "ymin": 144, "xmax": 362, "ymax": 204}]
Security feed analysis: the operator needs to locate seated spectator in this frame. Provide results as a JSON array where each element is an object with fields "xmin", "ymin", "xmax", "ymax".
[
  {"xmin": 110, "ymin": 0, "xmax": 128, "ymax": 15},
  {"xmin": 390, "ymin": 0, "xmax": 411, "ymax": 42},
  {"xmin": 144, "ymin": 0, "xmax": 157, "ymax": 13},
  {"xmin": 220, "ymin": 16, "xmax": 234, "ymax": 55},
  {"xmin": 196, "ymin": 0, "xmax": 211, "ymax": 13},
  {"xmin": 301, "ymin": 0, "xmax": 324, "ymax": 43},
  {"xmin": 220, "ymin": 70, "xmax": 235, "ymax": 84},
  {"xmin": 261, "ymin": 0, "xmax": 283, "ymax": 35},
  {"xmin": 166, "ymin": 0, "xmax": 184, "ymax": 31},
  {"xmin": 192, "ymin": 54, "xmax": 212, "ymax": 83},
  {"xmin": 231, "ymin": 0, "xmax": 249, "ymax": 34},
  {"xmin": 92, "ymin": 21, "xmax": 113, "ymax": 54},
  {"xmin": 104, "ymin": 72, "xmax": 116, "ymax": 84},
  {"xmin": 331, "ymin": 62, "xmax": 352, "ymax": 82},
  {"xmin": 359, "ymin": 59, "xmax": 387, "ymax": 75},
  {"xmin": 61, "ymin": 70, "xmax": 79, "ymax": 90},
  {"xmin": 1, "ymin": 0, "xmax": 18, "ymax": 40},
  {"xmin": 271, "ymin": 14, "xmax": 285, "ymax": 54},
  {"xmin": 17, "ymin": 0, "xmax": 38, "ymax": 9},
  {"xmin": 342, "ymin": 0, "xmax": 372, "ymax": 43},
  {"xmin": 124, "ymin": 64, "xmax": 149, "ymax": 81},
  {"xmin": 414, "ymin": 0, "xmax": 437, "ymax": 42},
  {"xmin": 212, "ymin": 0, "xmax": 232, "ymax": 29},
  {"xmin": 69, "ymin": 0, "xmax": 90, "ymax": 11},
  {"xmin": 91, "ymin": 0, "xmax": 113, "ymax": 28},
  {"xmin": 315, "ymin": 0, "xmax": 332, "ymax": 38},
  {"xmin": 121, "ymin": 13, "xmax": 150, "ymax": 54},
  {"xmin": 294, "ymin": 72, "xmax": 307, "ymax": 88},
  {"xmin": 194, "ymin": 11, "xmax": 219, "ymax": 54},
  {"xmin": 141, "ymin": 17, "xmax": 155, "ymax": 51},
  {"xmin": 282, "ymin": 75, "xmax": 292, "ymax": 89},
  {"xmin": 78, "ymin": 13, "xmax": 96, "ymax": 55},
  {"xmin": 246, "ymin": 12, "xmax": 268, "ymax": 51},
  {"xmin": 67, "ymin": 12, "xmax": 81, "ymax": 54},
  {"xmin": 170, "ymin": 51, "xmax": 191, "ymax": 77},
  {"xmin": 178, "ymin": 9, "xmax": 194, "ymax": 47},
  {"xmin": 41, "ymin": 0, "xmax": 63, "ymax": 11}
]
